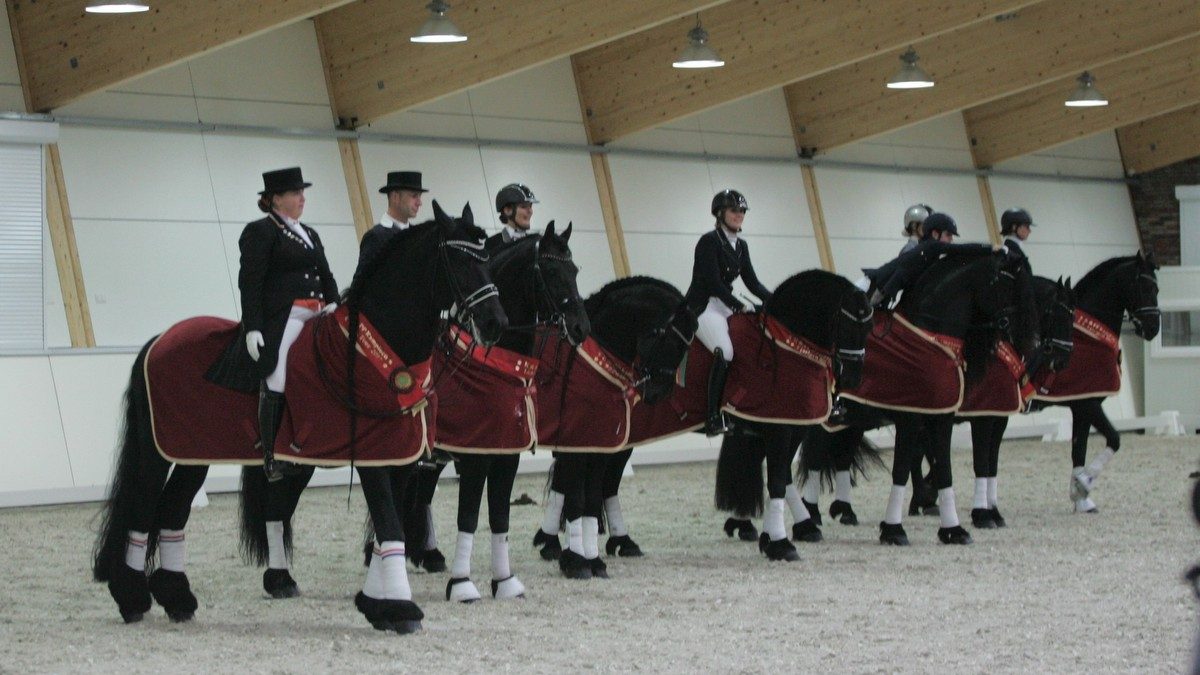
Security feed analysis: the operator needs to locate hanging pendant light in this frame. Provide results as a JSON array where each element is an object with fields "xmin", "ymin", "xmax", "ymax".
[
  {"xmin": 1064, "ymin": 71, "xmax": 1109, "ymax": 107},
  {"xmin": 411, "ymin": 0, "xmax": 468, "ymax": 44},
  {"xmin": 886, "ymin": 47, "xmax": 935, "ymax": 89},
  {"xmin": 672, "ymin": 15, "xmax": 724, "ymax": 69},
  {"xmin": 85, "ymin": 1, "xmax": 149, "ymax": 13}
]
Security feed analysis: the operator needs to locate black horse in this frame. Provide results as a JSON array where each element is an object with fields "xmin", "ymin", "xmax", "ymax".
[
  {"xmin": 704, "ymin": 271, "xmax": 872, "ymax": 561},
  {"xmin": 92, "ymin": 203, "xmax": 507, "ymax": 633},
  {"xmin": 533, "ymin": 276, "xmax": 698, "ymax": 578},
  {"xmin": 961, "ymin": 275, "xmax": 1075, "ymax": 529},
  {"xmin": 1031, "ymin": 253, "xmax": 1160, "ymax": 513},
  {"xmin": 425, "ymin": 223, "xmax": 591, "ymax": 602}
]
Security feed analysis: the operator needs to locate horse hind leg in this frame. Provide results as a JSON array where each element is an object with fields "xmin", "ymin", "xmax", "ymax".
[
  {"xmin": 146, "ymin": 464, "xmax": 208, "ymax": 622},
  {"xmin": 532, "ymin": 457, "xmax": 565, "ymax": 561},
  {"xmin": 603, "ymin": 448, "xmax": 644, "ymax": 558},
  {"xmin": 355, "ymin": 466, "xmax": 423, "ymax": 633}
]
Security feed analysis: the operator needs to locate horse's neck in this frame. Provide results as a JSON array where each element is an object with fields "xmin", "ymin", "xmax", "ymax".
[
  {"xmin": 492, "ymin": 257, "xmax": 538, "ymax": 355},
  {"xmin": 907, "ymin": 291, "xmax": 971, "ymax": 337},
  {"xmin": 1077, "ymin": 274, "xmax": 1126, "ymax": 333},
  {"xmin": 363, "ymin": 253, "xmax": 443, "ymax": 365}
]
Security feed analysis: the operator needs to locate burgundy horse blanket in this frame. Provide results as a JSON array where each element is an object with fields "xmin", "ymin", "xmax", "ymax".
[
  {"xmin": 1031, "ymin": 309, "xmax": 1121, "ymax": 402},
  {"xmin": 145, "ymin": 308, "xmax": 433, "ymax": 466},
  {"xmin": 535, "ymin": 314, "xmax": 834, "ymax": 453},
  {"xmin": 958, "ymin": 341, "xmax": 1033, "ymax": 416},
  {"xmin": 840, "ymin": 312, "xmax": 964, "ymax": 414},
  {"xmin": 432, "ymin": 327, "xmax": 539, "ymax": 454}
]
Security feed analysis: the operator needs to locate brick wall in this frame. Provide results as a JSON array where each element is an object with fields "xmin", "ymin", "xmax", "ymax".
[{"xmin": 1127, "ymin": 156, "xmax": 1200, "ymax": 266}]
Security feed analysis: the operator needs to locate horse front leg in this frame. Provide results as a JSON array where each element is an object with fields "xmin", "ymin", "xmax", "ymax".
[
  {"xmin": 446, "ymin": 455, "xmax": 487, "ymax": 602},
  {"xmin": 486, "ymin": 454, "xmax": 526, "ymax": 599},
  {"xmin": 1070, "ymin": 398, "xmax": 1118, "ymax": 513},
  {"xmin": 970, "ymin": 417, "xmax": 1008, "ymax": 529},
  {"xmin": 760, "ymin": 425, "xmax": 801, "ymax": 561},
  {"xmin": 782, "ymin": 426, "xmax": 823, "ymax": 544},
  {"xmin": 355, "ymin": 464, "xmax": 422, "ymax": 634},
  {"xmin": 828, "ymin": 427, "xmax": 864, "ymax": 526},
  {"xmin": 927, "ymin": 414, "xmax": 971, "ymax": 544},
  {"xmin": 602, "ymin": 448, "xmax": 644, "ymax": 557},
  {"xmin": 881, "ymin": 413, "xmax": 916, "ymax": 546},
  {"xmin": 532, "ymin": 454, "xmax": 566, "ymax": 561}
]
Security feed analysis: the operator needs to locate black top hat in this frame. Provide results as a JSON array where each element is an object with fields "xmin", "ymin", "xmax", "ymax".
[
  {"xmin": 259, "ymin": 167, "xmax": 312, "ymax": 195},
  {"xmin": 379, "ymin": 171, "xmax": 428, "ymax": 194}
]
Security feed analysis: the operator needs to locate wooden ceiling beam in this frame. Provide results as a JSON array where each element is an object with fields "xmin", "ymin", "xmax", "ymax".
[
  {"xmin": 5, "ymin": 0, "xmax": 355, "ymax": 113},
  {"xmin": 316, "ymin": 0, "xmax": 727, "ymax": 127},
  {"xmin": 575, "ymin": 0, "xmax": 1036, "ymax": 145},
  {"xmin": 1118, "ymin": 104, "xmax": 1200, "ymax": 175},
  {"xmin": 785, "ymin": 0, "xmax": 1200, "ymax": 155},
  {"xmin": 965, "ymin": 37, "xmax": 1200, "ymax": 167}
]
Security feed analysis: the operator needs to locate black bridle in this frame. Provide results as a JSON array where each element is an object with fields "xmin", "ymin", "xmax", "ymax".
[
  {"xmin": 831, "ymin": 294, "xmax": 872, "ymax": 379},
  {"xmin": 441, "ymin": 236, "xmax": 499, "ymax": 341},
  {"xmin": 630, "ymin": 308, "xmax": 696, "ymax": 391},
  {"xmin": 1127, "ymin": 270, "xmax": 1160, "ymax": 337}
]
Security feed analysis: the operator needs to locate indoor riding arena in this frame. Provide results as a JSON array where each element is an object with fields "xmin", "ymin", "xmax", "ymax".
[{"xmin": 1, "ymin": 2, "xmax": 1198, "ymax": 672}]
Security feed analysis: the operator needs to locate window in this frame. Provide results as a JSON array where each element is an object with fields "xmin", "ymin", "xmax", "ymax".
[{"xmin": 0, "ymin": 142, "xmax": 44, "ymax": 349}]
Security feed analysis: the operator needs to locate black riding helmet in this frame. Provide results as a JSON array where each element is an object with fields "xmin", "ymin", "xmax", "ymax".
[
  {"xmin": 711, "ymin": 189, "xmax": 749, "ymax": 217},
  {"xmin": 496, "ymin": 183, "xmax": 538, "ymax": 224},
  {"xmin": 1000, "ymin": 207, "xmax": 1034, "ymax": 235},
  {"xmin": 921, "ymin": 212, "xmax": 958, "ymax": 239}
]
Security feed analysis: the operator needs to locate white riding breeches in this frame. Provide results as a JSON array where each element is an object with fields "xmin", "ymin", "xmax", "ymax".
[
  {"xmin": 264, "ymin": 304, "xmax": 320, "ymax": 392},
  {"xmin": 696, "ymin": 297, "xmax": 735, "ymax": 359}
]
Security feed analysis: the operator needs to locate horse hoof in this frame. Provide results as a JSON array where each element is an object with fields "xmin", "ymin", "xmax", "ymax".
[
  {"xmin": 533, "ymin": 529, "xmax": 563, "ymax": 561},
  {"xmin": 421, "ymin": 548, "xmax": 447, "ymax": 574},
  {"xmin": 491, "ymin": 575, "xmax": 526, "ymax": 599},
  {"xmin": 802, "ymin": 500, "xmax": 822, "ymax": 527},
  {"xmin": 970, "ymin": 508, "xmax": 998, "ymax": 529},
  {"xmin": 589, "ymin": 557, "xmax": 610, "ymax": 579},
  {"xmin": 446, "ymin": 577, "xmax": 481, "ymax": 603},
  {"xmin": 107, "ymin": 562, "xmax": 152, "ymax": 624},
  {"xmin": 263, "ymin": 568, "xmax": 301, "ymax": 599},
  {"xmin": 724, "ymin": 518, "xmax": 758, "ymax": 542},
  {"xmin": 990, "ymin": 507, "xmax": 1007, "ymax": 528},
  {"xmin": 355, "ymin": 592, "xmax": 424, "ymax": 633},
  {"xmin": 829, "ymin": 500, "xmax": 859, "ymax": 525},
  {"xmin": 761, "ymin": 536, "xmax": 800, "ymax": 562},
  {"xmin": 879, "ymin": 522, "xmax": 910, "ymax": 546},
  {"xmin": 606, "ymin": 534, "xmax": 644, "ymax": 557},
  {"xmin": 791, "ymin": 519, "xmax": 823, "ymax": 543},
  {"xmin": 937, "ymin": 525, "xmax": 973, "ymax": 545},
  {"xmin": 148, "ymin": 569, "xmax": 198, "ymax": 622},
  {"xmin": 1074, "ymin": 498, "xmax": 1099, "ymax": 514},
  {"xmin": 558, "ymin": 550, "xmax": 592, "ymax": 580}
]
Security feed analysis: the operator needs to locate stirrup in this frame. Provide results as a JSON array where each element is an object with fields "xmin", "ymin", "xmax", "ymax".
[
  {"xmin": 264, "ymin": 457, "xmax": 284, "ymax": 483},
  {"xmin": 704, "ymin": 412, "xmax": 732, "ymax": 436}
]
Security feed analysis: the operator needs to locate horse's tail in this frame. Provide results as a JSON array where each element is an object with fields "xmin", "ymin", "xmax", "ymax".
[
  {"xmin": 840, "ymin": 429, "xmax": 885, "ymax": 482},
  {"xmin": 713, "ymin": 430, "xmax": 764, "ymax": 518},
  {"xmin": 238, "ymin": 466, "xmax": 291, "ymax": 566},
  {"xmin": 797, "ymin": 425, "xmax": 835, "ymax": 490},
  {"xmin": 361, "ymin": 515, "xmax": 376, "ymax": 567},
  {"xmin": 92, "ymin": 338, "xmax": 159, "ymax": 582}
]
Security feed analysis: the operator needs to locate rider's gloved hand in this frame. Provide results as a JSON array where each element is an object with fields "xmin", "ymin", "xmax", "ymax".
[
  {"xmin": 320, "ymin": 302, "xmax": 338, "ymax": 315},
  {"xmin": 246, "ymin": 330, "xmax": 264, "ymax": 361}
]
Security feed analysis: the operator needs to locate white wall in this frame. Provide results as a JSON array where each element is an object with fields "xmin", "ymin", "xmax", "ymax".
[
  {"xmin": 1144, "ymin": 267, "xmax": 1200, "ymax": 418},
  {"xmin": 0, "ymin": 17, "xmax": 1154, "ymax": 505}
]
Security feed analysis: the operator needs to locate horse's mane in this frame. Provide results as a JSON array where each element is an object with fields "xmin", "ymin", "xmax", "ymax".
[
  {"xmin": 488, "ymin": 234, "xmax": 539, "ymax": 270},
  {"xmin": 345, "ymin": 220, "xmax": 440, "ymax": 306},
  {"xmin": 766, "ymin": 269, "xmax": 854, "ymax": 345},
  {"xmin": 585, "ymin": 275, "xmax": 682, "ymax": 315},
  {"xmin": 1073, "ymin": 256, "xmax": 1136, "ymax": 299}
]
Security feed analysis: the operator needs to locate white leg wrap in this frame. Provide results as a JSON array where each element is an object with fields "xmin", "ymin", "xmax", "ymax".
[
  {"xmin": 490, "ymin": 533, "xmax": 511, "ymax": 580},
  {"xmin": 884, "ymin": 485, "xmax": 906, "ymax": 525},
  {"xmin": 158, "ymin": 529, "xmax": 186, "ymax": 573},
  {"xmin": 566, "ymin": 518, "xmax": 584, "ymax": 555},
  {"xmin": 541, "ymin": 490, "xmax": 565, "ymax": 535},
  {"xmin": 450, "ymin": 532, "xmax": 474, "ymax": 578},
  {"xmin": 764, "ymin": 498, "xmax": 787, "ymax": 541},
  {"xmin": 1075, "ymin": 497, "xmax": 1098, "ymax": 513},
  {"xmin": 266, "ymin": 521, "xmax": 288, "ymax": 570},
  {"xmin": 1085, "ymin": 447, "xmax": 1116, "ymax": 479},
  {"xmin": 125, "ymin": 530, "xmax": 148, "ymax": 572},
  {"xmin": 1071, "ymin": 466, "xmax": 1089, "ymax": 500},
  {"xmin": 987, "ymin": 477, "xmax": 998, "ymax": 508},
  {"xmin": 492, "ymin": 575, "xmax": 526, "ymax": 600},
  {"xmin": 582, "ymin": 517, "xmax": 600, "ymax": 559},
  {"xmin": 363, "ymin": 545, "xmax": 384, "ymax": 598},
  {"xmin": 802, "ymin": 471, "xmax": 821, "ymax": 503},
  {"xmin": 973, "ymin": 478, "xmax": 989, "ymax": 509},
  {"xmin": 938, "ymin": 488, "xmax": 960, "ymax": 528},
  {"xmin": 834, "ymin": 471, "xmax": 852, "ymax": 502},
  {"xmin": 378, "ymin": 541, "xmax": 410, "ymax": 600},
  {"xmin": 784, "ymin": 484, "xmax": 810, "ymax": 523},
  {"xmin": 603, "ymin": 496, "xmax": 628, "ymax": 537}
]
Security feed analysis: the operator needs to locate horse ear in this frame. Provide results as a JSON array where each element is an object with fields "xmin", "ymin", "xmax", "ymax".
[
  {"xmin": 1136, "ymin": 249, "xmax": 1145, "ymax": 262},
  {"xmin": 1065, "ymin": 276, "xmax": 1072, "ymax": 290},
  {"xmin": 544, "ymin": 220, "xmax": 556, "ymax": 238},
  {"xmin": 461, "ymin": 203, "xmax": 474, "ymax": 226},
  {"xmin": 562, "ymin": 221, "xmax": 573, "ymax": 242},
  {"xmin": 1056, "ymin": 275, "xmax": 1063, "ymax": 285},
  {"xmin": 432, "ymin": 200, "xmax": 447, "ymax": 223}
]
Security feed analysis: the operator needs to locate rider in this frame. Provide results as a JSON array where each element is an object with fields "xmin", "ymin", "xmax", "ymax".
[
  {"xmin": 240, "ymin": 167, "xmax": 339, "ymax": 481},
  {"xmin": 867, "ymin": 212, "xmax": 1001, "ymax": 309},
  {"xmin": 354, "ymin": 170, "xmax": 427, "ymax": 281},
  {"xmin": 490, "ymin": 183, "xmax": 538, "ymax": 252},
  {"xmin": 999, "ymin": 207, "xmax": 1034, "ymax": 260},
  {"xmin": 901, "ymin": 203, "xmax": 933, "ymax": 254},
  {"xmin": 685, "ymin": 189, "xmax": 772, "ymax": 436}
]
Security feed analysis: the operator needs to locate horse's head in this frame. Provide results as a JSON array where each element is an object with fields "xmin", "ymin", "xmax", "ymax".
[
  {"xmin": 1035, "ymin": 276, "xmax": 1076, "ymax": 373},
  {"xmin": 433, "ymin": 201, "xmax": 507, "ymax": 346},
  {"xmin": 536, "ymin": 221, "xmax": 590, "ymax": 346},
  {"xmin": 634, "ymin": 301, "xmax": 697, "ymax": 404},
  {"xmin": 1126, "ymin": 250, "xmax": 1161, "ymax": 340},
  {"xmin": 830, "ymin": 286, "xmax": 873, "ymax": 391}
]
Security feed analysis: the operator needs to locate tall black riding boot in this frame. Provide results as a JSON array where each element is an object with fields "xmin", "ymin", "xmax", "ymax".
[
  {"xmin": 258, "ymin": 385, "xmax": 287, "ymax": 482},
  {"xmin": 704, "ymin": 349, "xmax": 733, "ymax": 436}
]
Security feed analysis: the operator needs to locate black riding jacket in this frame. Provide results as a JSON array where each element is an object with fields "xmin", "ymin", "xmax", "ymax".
[{"xmin": 684, "ymin": 228, "xmax": 772, "ymax": 315}]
